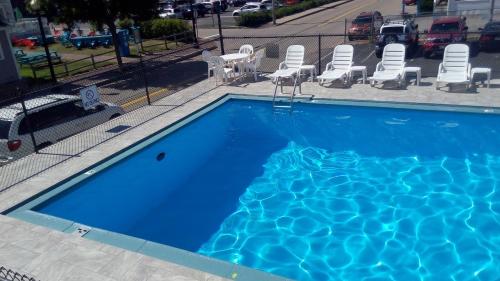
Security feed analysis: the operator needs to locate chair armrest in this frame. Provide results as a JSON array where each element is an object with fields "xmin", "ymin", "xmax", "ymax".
[
  {"xmin": 438, "ymin": 63, "xmax": 444, "ymax": 74},
  {"xmin": 279, "ymin": 62, "xmax": 287, "ymax": 70},
  {"xmin": 325, "ymin": 62, "xmax": 333, "ymax": 71},
  {"xmin": 375, "ymin": 62, "xmax": 383, "ymax": 72},
  {"xmin": 467, "ymin": 63, "xmax": 472, "ymax": 79}
]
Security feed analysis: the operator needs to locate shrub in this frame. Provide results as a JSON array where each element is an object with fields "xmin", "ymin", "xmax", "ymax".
[
  {"xmin": 117, "ymin": 18, "xmax": 135, "ymax": 29},
  {"xmin": 419, "ymin": 0, "xmax": 434, "ymax": 12},
  {"xmin": 139, "ymin": 19, "xmax": 191, "ymax": 39},
  {"xmin": 237, "ymin": 12, "xmax": 272, "ymax": 27},
  {"xmin": 237, "ymin": 0, "xmax": 339, "ymax": 27}
]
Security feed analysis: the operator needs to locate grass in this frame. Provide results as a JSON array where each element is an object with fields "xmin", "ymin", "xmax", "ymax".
[
  {"xmin": 130, "ymin": 39, "xmax": 186, "ymax": 56},
  {"xmin": 26, "ymin": 43, "xmax": 116, "ymax": 57},
  {"xmin": 20, "ymin": 59, "xmax": 116, "ymax": 81}
]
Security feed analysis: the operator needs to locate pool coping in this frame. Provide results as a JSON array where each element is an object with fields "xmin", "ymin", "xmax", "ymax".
[{"xmin": 2, "ymin": 76, "xmax": 500, "ymax": 281}]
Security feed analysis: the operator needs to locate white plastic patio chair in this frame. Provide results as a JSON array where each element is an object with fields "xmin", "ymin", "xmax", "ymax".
[
  {"xmin": 269, "ymin": 45, "xmax": 305, "ymax": 94},
  {"xmin": 436, "ymin": 44, "xmax": 471, "ymax": 90},
  {"xmin": 370, "ymin": 43, "xmax": 406, "ymax": 88},
  {"xmin": 202, "ymin": 50, "xmax": 215, "ymax": 79},
  {"xmin": 245, "ymin": 49, "xmax": 265, "ymax": 81},
  {"xmin": 239, "ymin": 44, "xmax": 254, "ymax": 55},
  {"xmin": 317, "ymin": 44, "xmax": 354, "ymax": 86},
  {"xmin": 210, "ymin": 56, "xmax": 234, "ymax": 84}
]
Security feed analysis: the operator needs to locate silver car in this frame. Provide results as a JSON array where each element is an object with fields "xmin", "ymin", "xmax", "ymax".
[{"xmin": 0, "ymin": 94, "xmax": 124, "ymax": 165}]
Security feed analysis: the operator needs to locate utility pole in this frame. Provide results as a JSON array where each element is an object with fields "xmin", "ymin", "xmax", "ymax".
[
  {"xmin": 401, "ymin": 0, "xmax": 406, "ymax": 15},
  {"xmin": 272, "ymin": 0, "xmax": 276, "ymax": 25},
  {"xmin": 490, "ymin": 0, "xmax": 496, "ymax": 22}
]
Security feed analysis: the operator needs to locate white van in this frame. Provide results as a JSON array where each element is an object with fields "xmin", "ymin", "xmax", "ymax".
[{"xmin": 0, "ymin": 94, "xmax": 124, "ymax": 165}]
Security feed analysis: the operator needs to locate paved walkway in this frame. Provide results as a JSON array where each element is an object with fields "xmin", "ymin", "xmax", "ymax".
[{"xmin": 1, "ymin": 74, "xmax": 500, "ymax": 281}]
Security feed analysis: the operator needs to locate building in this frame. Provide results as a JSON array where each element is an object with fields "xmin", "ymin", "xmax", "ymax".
[
  {"xmin": 447, "ymin": 0, "xmax": 499, "ymax": 14},
  {"xmin": 0, "ymin": 0, "xmax": 20, "ymax": 84}
]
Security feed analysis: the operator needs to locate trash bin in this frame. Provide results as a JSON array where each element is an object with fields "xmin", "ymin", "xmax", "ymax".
[
  {"xmin": 131, "ymin": 27, "xmax": 142, "ymax": 44},
  {"xmin": 266, "ymin": 43, "xmax": 279, "ymax": 58},
  {"xmin": 117, "ymin": 29, "xmax": 130, "ymax": 57}
]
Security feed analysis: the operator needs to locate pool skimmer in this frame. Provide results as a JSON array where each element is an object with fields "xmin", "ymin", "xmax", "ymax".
[{"xmin": 73, "ymin": 224, "xmax": 91, "ymax": 237}]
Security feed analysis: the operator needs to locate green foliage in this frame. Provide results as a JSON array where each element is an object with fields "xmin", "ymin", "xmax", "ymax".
[
  {"xmin": 237, "ymin": 0, "xmax": 337, "ymax": 27},
  {"xmin": 237, "ymin": 12, "xmax": 272, "ymax": 27},
  {"xmin": 117, "ymin": 18, "xmax": 135, "ymax": 29},
  {"xmin": 139, "ymin": 19, "xmax": 191, "ymax": 39},
  {"xmin": 419, "ymin": 0, "xmax": 434, "ymax": 12}
]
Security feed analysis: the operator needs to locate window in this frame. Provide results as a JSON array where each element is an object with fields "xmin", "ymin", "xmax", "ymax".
[
  {"xmin": 381, "ymin": 26, "xmax": 404, "ymax": 34},
  {"xmin": 18, "ymin": 102, "xmax": 85, "ymax": 134},
  {"xmin": 353, "ymin": 17, "xmax": 372, "ymax": 24},
  {"xmin": 431, "ymin": 23, "xmax": 460, "ymax": 33},
  {"xmin": 0, "ymin": 119, "xmax": 11, "ymax": 139}
]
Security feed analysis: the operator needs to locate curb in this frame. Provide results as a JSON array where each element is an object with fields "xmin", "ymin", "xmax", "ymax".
[{"xmin": 275, "ymin": 0, "xmax": 356, "ymax": 26}]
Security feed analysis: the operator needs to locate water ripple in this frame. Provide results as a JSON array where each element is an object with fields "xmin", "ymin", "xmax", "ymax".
[{"xmin": 198, "ymin": 142, "xmax": 500, "ymax": 281}]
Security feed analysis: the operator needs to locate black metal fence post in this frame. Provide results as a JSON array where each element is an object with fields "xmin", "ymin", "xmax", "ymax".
[
  {"xmin": 139, "ymin": 54, "xmax": 151, "ymax": 105},
  {"xmin": 216, "ymin": 3, "xmax": 225, "ymax": 55},
  {"xmin": 318, "ymin": 34, "xmax": 322, "ymax": 76},
  {"xmin": 18, "ymin": 88, "xmax": 38, "ymax": 153},
  {"xmin": 344, "ymin": 18, "xmax": 347, "ymax": 43}
]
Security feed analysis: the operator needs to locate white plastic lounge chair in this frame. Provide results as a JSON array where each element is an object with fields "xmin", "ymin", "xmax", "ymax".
[
  {"xmin": 370, "ymin": 43, "xmax": 406, "ymax": 88},
  {"xmin": 210, "ymin": 56, "xmax": 234, "ymax": 84},
  {"xmin": 269, "ymin": 45, "xmax": 305, "ymax": 94},
  {"xmin": 436, "ymin": 44, "xmax": 471, "ymax": 90},
  {"xmin": 239, "ymin": 44, "xmax": 254, "ymax": 55},
  {"xmin": 317, "ymin": 44, "xmax": 354, "ymax": 86},
  {"xmin": 202, "ymin": 50, "xmax": 215, "ymax": 79},
  {"xmin": 245, "ymin": 49, "xmax": 264, "ymax": 81}
]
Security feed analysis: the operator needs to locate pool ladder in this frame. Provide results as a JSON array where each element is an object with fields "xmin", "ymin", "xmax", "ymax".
[{"xmin": 272, "ymin": 74, "xmax": 301, "ymax": 111}]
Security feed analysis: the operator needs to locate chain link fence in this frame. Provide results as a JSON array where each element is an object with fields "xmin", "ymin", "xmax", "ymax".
[
  {"xmin": 0, "ymin": 36, "xmax": 218, "ymax": 191},
  {"xmin": 2, "ymin": 7, "xmax": 500, "ymax": 191}
]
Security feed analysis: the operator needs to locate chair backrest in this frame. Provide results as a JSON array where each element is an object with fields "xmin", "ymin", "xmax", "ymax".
[
  {"xmin": 284, "ymin": 45, "xmax": 305, "ymax": 69},
  {"xmin": 239, "ymin": 44, "xmax": 254, "ymax": 55},
  {"xmin": 381, "ymin": 43, "xmax": 406, "ymax": 71},
  {"xmin": 442, "ymin": 44, "xmax": 469, "ymax": 72},
  {"xmin": 209, "ymin": 56, "xmax": 227, "ymax": 78},
  {"xmin": 254, "ymin": 49, "xmax": 265, "ymax": 68},
  {"xmin": 331, "ymin": 44, "xmax": 354, "ymax": 70},
  {"xmin": 202, "ymin": 50, "xmax": 213, "ymax": 62}
]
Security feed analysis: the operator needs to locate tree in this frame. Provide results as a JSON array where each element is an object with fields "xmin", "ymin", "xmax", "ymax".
[{"xmin": 31, "ymin": 0, "xmax": 158, "ymax": 67}]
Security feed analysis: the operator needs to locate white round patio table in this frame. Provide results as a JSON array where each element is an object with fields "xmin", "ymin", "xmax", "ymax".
[
  {"xmin": 220, "ymin": 53, "xmax": 249, "ymax": 62},
  {"xmin": 220, "ymin": 53, "xmax": 250, "ymax": 77}
]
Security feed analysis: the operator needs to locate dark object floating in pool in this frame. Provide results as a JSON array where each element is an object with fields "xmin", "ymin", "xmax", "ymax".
[
  {"xmin": 157, "ymin": 152, "xmax": 166, "ymax": 161},
  {"xmin": 106, "ymin": 125, "xmax": 132, "ymax": 134}
]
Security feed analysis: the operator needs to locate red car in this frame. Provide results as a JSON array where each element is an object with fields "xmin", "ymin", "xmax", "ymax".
[
  {"xmin": 423, "ymin": 16, "xmax": 468, "ymax": 58},
  {"xmin": 404, "ymin": 0, "xmax": 416, "ymax": 5},
  {"xmin": 348, "ymin": 11, "xmax": 383, "ymax": 41}
]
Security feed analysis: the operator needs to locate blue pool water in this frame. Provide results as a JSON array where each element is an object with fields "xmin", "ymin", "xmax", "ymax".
[{"xmin": 31, "ymin": 99, "xmax": 500, "ymax": 281}]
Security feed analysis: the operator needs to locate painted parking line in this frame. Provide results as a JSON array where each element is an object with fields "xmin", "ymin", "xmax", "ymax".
[
  {"xmin": 318, "ymin": 0, "xmax": 375, "ymax": 27},
  {"xmin": 121, "ymin": 88, "xmax": 169, "ymax": 109}
]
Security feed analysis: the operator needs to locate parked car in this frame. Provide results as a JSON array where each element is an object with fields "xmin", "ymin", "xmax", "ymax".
[
  {"xmin": 159, "ymin": 8, "xmax": 182, "ymax": 18},
  {"xmin": 203, "ymin": 0, "xmax": 228, "ymax": 12},
  {"xmin": 229, "ymin": 0, "xmax": 246, "ymax": 6},
  {"xmin": 375, "ymin": 19, "xmax": 419, "ymax": 58},
  {"xmin": 479, "ymin": 21, "xmax": 500, "ymax": 51},
  {"xmin": 404, "ymin": 0, "xmax": 417, "ymax": 5},
  {"xmin": 423, "ymin": 16, "xmax": 468, "ymax": 58},
  {"xmin": 181, "ymin": 3, "xmax": 209, "ymax": 19},
  {"xmin": 0, "ymin": 95, "xmax": 124, "ymax": 166},
  {"xmin": 232, "ymin": 3, "xmax": 267, "ymax": 16},
  {"xmin": 348, "ymin": 11, "xmax": 383, "ymax": 41},
  {"xmin": 261, "ymin": 0, "xmax": 282, "ymax": 9}
]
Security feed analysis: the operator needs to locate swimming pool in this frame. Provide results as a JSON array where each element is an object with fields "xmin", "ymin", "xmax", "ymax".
[{"xmin": 9, "ymin": 97, "xmax": 500, "ymax": 281}]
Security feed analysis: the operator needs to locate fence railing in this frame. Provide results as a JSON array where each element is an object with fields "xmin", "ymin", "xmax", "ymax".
[
  {"xmin": 25, "ymin": 31, "xmax": 197, "ymax": 81},
  {"xmin": 0, "ymin": 266, "xmax": 39, "ymax": 281}
]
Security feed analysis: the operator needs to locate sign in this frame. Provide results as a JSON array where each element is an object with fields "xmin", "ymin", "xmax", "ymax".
[{"xmin": 80, "ymin": 85, "xmax": 101, "ymax": 110}]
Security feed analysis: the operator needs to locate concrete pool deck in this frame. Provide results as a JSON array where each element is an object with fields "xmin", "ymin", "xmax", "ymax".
[{"xmin": 1, "ymin": 75, "xmax": 500, "ymax": 281}]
